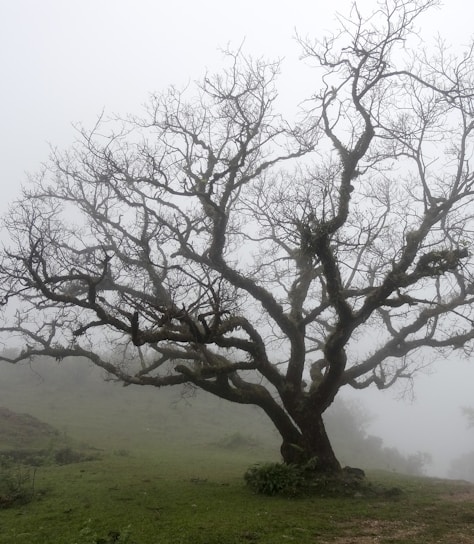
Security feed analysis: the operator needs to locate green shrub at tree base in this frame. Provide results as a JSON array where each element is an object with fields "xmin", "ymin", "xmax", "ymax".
[
  {"xmin": 244, "ymin": 461, "xmax": 304, "ymax": 496},
  {"xmin": 243, "ymin": 459, "xmax": 397, "ymax": 498}
]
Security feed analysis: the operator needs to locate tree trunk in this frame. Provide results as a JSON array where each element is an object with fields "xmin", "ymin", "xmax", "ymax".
[
  {"xmin": 280, "ymin": 415, "xmax": 341, "ymax": 473},
  {"xmin": 257, "ymin": 390, "xmax": 341, "ymax": 473}
]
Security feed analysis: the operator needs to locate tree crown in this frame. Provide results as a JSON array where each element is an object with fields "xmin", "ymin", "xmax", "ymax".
[{"xmin": 1, "ymin": 0, "xmax": 473, "ymax": 424}]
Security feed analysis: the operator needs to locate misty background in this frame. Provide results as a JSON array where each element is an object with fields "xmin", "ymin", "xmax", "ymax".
[{"xmin": 1, "ymin": 0, "xmax": 474, "ymax": 478}]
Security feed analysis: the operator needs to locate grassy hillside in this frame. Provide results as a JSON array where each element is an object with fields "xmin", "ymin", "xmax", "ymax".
[
  {"xmin": 0, "ymin": 447, "xmax": 473, "ymax": 543},
  {"xmin": 0, "ymin": 357, "xmax": 432, "ymax": 474},
  {"xmin": 0, "ymin": 357, "xmax": 473, "ymax": 543},
  {"xmin": 0, "ymin": 357, "xmax": 279, "ymax": 456}
]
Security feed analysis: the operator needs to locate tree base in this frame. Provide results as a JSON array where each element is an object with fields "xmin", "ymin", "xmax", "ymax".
[
  {"xmin": 245, "ymin": 461, "xmax": 403, "ymax": 498},
  {"xmin": 303, "ymin": 466, "xmax": 367, "ymax": 497}
]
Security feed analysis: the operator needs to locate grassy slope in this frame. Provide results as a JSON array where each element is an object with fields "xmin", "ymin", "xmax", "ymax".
[
  {"xmin": 1, "ymin": 451, "xmax": 474, "ymax": 544},
  {"xmin": 0, "ymin": 358, "xmax": 473, "ymax": 543}
]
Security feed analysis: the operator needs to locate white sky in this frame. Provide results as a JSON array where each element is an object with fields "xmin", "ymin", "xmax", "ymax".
[{"xmin": 1, "ymin": 0, "xmax": 474, "ymax": 475}]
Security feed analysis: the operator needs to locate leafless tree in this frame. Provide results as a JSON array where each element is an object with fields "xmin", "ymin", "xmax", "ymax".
[{"xmin": 2, "ymin": 0, "xmax": 474, "ymax": 472}]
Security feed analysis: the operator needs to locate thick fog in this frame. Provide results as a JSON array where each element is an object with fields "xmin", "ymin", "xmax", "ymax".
[
  {"xmin": 2, "ymin": 0, "xmax": 474, "ymax": 478},
  {"xmin": 343, "ymin": 360, "xmax": 474, "ymax": 477}
]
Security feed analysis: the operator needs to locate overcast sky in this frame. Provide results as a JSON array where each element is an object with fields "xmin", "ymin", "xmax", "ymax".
[{"xmin": 2, "ymin": 0, "xmax": 474, "ymax": 475}]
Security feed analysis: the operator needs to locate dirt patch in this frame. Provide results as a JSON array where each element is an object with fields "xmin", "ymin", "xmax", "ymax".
[
  {"xmin": 326, "ymin": 520, "xmax": 425, "ymax": 543},
  {"xmin": 440, "ymin": 536, "xmax": 474, "ymax": 544},
  {"xmin": 0, "ymin": 406, "xmax": 60, "ymax": 449},
  {"xmin": 325, "ymin": 515, "xmax": 474, "ymax": 543}
]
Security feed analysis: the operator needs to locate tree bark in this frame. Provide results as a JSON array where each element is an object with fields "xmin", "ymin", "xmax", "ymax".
[
  {"xmin": 279, "ymin": 414, "xmax": 341, "ymax": 473},
  {"xmin": 253, "ymin": 388, "xmax": 340, "ymax": 472}
]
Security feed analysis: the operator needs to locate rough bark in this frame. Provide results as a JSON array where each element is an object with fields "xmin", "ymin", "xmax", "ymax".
[{"xmin": 280, "ymin": 415, "xmax": 341, "ymax": 472}]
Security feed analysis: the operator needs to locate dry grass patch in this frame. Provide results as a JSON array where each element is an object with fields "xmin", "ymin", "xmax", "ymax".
[
  {"xmin": 326, "ymin": 520, "xmax": 425, "ymax": 543},
  {"xmin": 439, "ymin": 481, "xmax": 474, "ymax": 503}
]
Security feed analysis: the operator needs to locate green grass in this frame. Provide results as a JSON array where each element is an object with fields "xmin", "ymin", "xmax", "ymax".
[
  {"xmin": 1, "ymin": 447, "xmax": 473, "ymax": 544},
  {"xmin": 0, "ymin": 359, "xmax": 473, "ymax": 543}
]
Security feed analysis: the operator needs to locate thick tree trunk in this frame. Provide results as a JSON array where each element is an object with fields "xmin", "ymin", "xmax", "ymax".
[
  {"xmin": 280, "ymin": 415, "xmax": 341, "ymax": 473},
  {"xmin": 256, "ymin": 388, "xmax": 341, "ymax": 473}
]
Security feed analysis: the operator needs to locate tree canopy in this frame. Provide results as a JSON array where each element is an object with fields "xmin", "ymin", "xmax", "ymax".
[{"xmin": 1, "ymin": 0, "xmax": 474, "ymax": 472}]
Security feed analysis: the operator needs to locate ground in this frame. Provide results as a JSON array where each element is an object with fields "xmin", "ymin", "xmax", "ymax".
[
  {"xmin": 0, "ymin": 406, "xmax": 60, "ymax": 449},
  {"xmin": 0, "ymin": 366, "xmax": 473, "ymax": 543}
]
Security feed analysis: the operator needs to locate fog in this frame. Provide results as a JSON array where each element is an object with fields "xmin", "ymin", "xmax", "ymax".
[
  {"xmin": 344, "ymin": 361, "xmax": 474, "ymax": 477},
  {"xmin": 2, "ymin": 0, "xmax": 474, "ymax": 478},
  {"xmin": 0, "ymin": 356, "xmax": 458, "ymax": 478}
]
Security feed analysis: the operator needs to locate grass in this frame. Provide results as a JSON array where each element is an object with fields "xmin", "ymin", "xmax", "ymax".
[
  {"xmin": 0, "ymin": 447, "xmax": 473, "ymax": 544},
  {"xmin": 0, "ymin": 359, "xmax": 473, "ymax": 543}
]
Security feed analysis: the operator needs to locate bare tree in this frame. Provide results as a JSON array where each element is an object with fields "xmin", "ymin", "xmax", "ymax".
[{"xmin": 2, "ymin": 0, "xmax": 474, "ymax": 473}]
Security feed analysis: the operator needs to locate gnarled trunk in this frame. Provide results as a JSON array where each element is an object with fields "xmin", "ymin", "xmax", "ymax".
[
  {"xmin": 279, "ymin": 414, "xmax": 341, "ymax": 473},
  {"xmin": 256, "ymin": 386, "xmax": 341, "ymax": 473}
]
